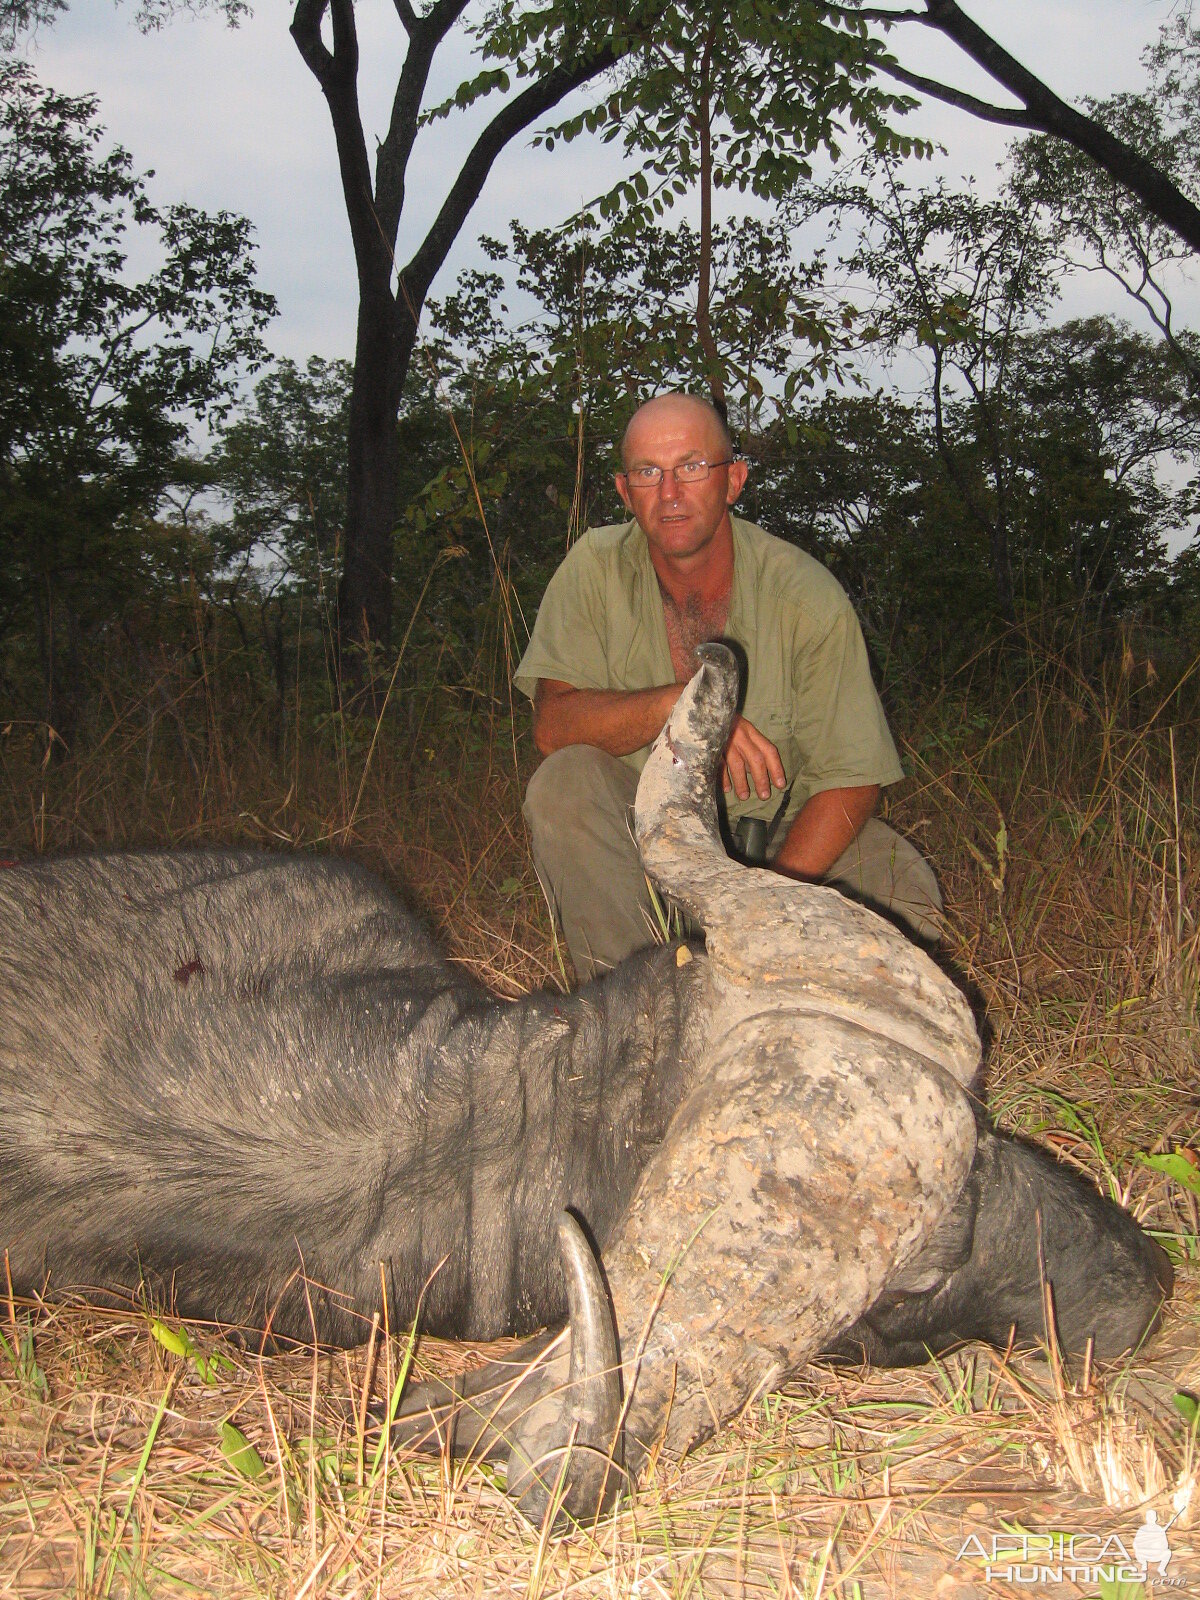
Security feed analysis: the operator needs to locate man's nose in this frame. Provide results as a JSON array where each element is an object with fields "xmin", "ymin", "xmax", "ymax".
[{"xmin": 657, "ymin": 468, "xmax": 682, "ymax": 499}]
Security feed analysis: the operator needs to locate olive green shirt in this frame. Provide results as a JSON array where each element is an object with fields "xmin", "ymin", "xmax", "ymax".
[{"xmin": 514, "ymin": 516, "xmax": 903, "ymax": 833}]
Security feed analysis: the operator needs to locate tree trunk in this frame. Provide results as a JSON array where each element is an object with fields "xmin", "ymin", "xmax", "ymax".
[
  {"xmin": 290, "ymin": 0, "xmax": 621, "ymax": 675},
  {"xmin": 693, "ymin": 23, "xmax": 725, "ymax": 419},
  {"xmin": 338, "ymin": 288, "xmax": 413, "ymax": 658}
]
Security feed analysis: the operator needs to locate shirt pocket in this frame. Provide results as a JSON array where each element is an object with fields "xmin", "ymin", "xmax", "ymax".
[
  {"xmin": 746, "ymin": 701, "xmax": 797, "ymax": 770},
  {"xmin": 737, "ymin": 702, "xmax": 803, "ymax": 822}
]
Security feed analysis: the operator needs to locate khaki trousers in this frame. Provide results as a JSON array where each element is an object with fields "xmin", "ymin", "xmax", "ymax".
[{"xmin": 524, "ymin": 745, "xmax": 944, "ymax": 981}]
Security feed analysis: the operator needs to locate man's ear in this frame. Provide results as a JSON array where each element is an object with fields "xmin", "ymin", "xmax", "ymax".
[
  {"xmin": 726, "ymin": 460, "xmax": 749, "ymax": 503},
  {"xmin": 614, "ymin": 473, "xmax": 634, "ymax": 515}
]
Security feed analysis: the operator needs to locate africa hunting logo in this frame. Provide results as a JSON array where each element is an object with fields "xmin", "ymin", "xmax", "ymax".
[{"xmin": 954, "ymin": 1508, "xmax": 1191, "ymax": 1586}]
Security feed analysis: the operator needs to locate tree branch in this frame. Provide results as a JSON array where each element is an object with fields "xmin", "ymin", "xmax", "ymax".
[
  {"xmin": 427, "ymin": 0, "xmax": 471, "ymax": 31},
  {"xmin": 391, "ymin": 0, "xmax": 417, "ymax": 34},
  {"xmin": 327, "ymin": 0, "xmax": 356, "ymax": 71},
  {"xmin": 375, "ymin": 0, "xmax": 471, "ymax": 244},
  {"xmin": 824, "ymin": 5, "xmax": 925, "ymax": 22},
  {"xmin": 873, "ymin": 59, "xmax": 1031, "ymax": 127},
  {"xmin": 290, "ymin": 0, "xmax": 385, "ymax": 295},
  {"xmin": 914, "ymin": 0, "xmax": 1200, "ymax": 254},
  {"xmin": 401, "ymin": 45, "xmax": 620, "ymax": 315},
  {"xmin": 289, "ymin": 0, "xmax": 334, "ymax": 87}
]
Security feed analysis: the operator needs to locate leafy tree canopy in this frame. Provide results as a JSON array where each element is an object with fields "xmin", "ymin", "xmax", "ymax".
[{"xmin": 0, "ymin": 57, "xmax": 275, "ymax": 734}]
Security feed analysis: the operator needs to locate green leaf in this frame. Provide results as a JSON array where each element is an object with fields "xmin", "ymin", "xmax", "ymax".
[
  {"xmin": 1137, "ymin": 1150, "xmax": 1200, "ymax": 1198},
  {"xmin": 1173, "ymin": 1391, "xmax": 1198, "ymax": 1428},
  {"xmin": 219, "ymin": 1421, "xmax": 267, "ymax": 1481},
  {"xmin": 151, "ymin": 1319, "xmax": 196, "ymax": 1360}
]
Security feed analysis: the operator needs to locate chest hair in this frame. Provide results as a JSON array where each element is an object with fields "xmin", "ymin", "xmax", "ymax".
[{"xmin": 661, "ymin": 589, "xmax": 729, "ymax": 683}]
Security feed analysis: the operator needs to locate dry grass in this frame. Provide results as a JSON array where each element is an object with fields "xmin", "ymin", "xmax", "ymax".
[
  {"xmin": 2, "ymin": 1295, "xmax": 1195, "ymax": 1598},
  {"xmin": 1, "ymin": 632, "xmax": 1199, "ymax": 1597}
]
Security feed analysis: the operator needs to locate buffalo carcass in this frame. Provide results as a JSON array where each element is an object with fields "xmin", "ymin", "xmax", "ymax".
[{"xmin": 0, "ymin": 646, "xmax": 1171, "ymax": 1526}]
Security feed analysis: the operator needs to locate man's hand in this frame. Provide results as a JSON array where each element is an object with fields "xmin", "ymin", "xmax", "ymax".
[
  {"xmin": 722, "ymin": 715, "xmax": 786, "ymax": 801},
  {"xmin": 536, "ymin": 685, "xmax": 787, "ymax": 803}
]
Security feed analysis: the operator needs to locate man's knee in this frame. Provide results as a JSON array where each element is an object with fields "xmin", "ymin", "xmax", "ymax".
[
  {"xmin": 523, "ymin": 745, "xmax": 636, "ymax": 841},
  {"xmin": 522, "ymin": 746, "xmax": 652, "ymax": 979},
  {"xmin": 825, "ymin": 817, "xmax": 944, "ymax": 944}
]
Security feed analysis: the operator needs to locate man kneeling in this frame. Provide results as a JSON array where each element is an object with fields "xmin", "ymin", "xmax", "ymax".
[{"xmin": 516, "ymin": 392, "xmax": 942, "ymax": 979}]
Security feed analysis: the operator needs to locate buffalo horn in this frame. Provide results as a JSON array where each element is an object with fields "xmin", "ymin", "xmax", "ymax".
[
  {"xmin": 504, "ymin": 1212, "xmax": 624, "ymax": 1525},
  {"xmin": 389, "ymin": 1212, "xmax": 625, "ymax": 1528}
]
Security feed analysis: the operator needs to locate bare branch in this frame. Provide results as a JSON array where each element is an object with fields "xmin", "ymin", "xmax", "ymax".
[
  {"xmin": 915, "ymin": 0, "xmax": 1200, "ymax": 254},
  {"xmin": 327, "ymin": 0, "xmax": 356, "ymax": 74},
  {"xmin": 289, "ymin": 0, "xmax": 334, "ymax": 87},
  {"xmin": 391, "ymin": 0, "xmax": 417, "ymax": 34},
  {"xmin": 375, "ymin": 0, "xmax": 471, "ymax": 242},
  {"xmin": 873, "ymin": 59, "xmax": 1031, "ymax": 127},
  {"xmin": 427, "ymin": 0, "xmax": 470, "ymax": 30},
  {"xmin": 290, "ymin": 0, "xmax": 383, "ymax": 291},
  {"xmin": 831, "ymin": 0, "xmax": 1200, "ymax": 257},
  {"xmin": 824, "ymin": 5, "xmax": 925, "ymax": 22}
]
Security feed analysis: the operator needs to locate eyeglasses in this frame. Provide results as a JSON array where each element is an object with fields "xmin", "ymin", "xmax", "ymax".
[{"xmin": 620, "ymin": 458, "xmax": 734, "ymax": 489}]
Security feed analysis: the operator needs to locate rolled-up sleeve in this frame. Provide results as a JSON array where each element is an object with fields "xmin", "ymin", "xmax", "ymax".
[
  {"xmin": 789, "ymin": 602, "xmax": 904, "ymax": 797},
  {"xmin": 513, "ymin": 539, "xmax": 614, "ymax": 700}
]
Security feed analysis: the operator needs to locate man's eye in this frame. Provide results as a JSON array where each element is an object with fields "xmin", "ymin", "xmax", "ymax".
[{"xmin": 676, "ymin": 463, "xmax": 706, "ymax": 481}]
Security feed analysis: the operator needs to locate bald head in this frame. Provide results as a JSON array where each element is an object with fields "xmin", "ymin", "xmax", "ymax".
[
  {"xmin": 620, "ymin": 394, "xmax": 733, "ymax": 470},
  {"xmin": 614, "ymin": 392, "xmax": 747, "ymax": 569}
]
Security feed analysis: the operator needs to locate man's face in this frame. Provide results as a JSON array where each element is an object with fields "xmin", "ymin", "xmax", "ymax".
[{"xmin": 615, "ymin": 399, "xmax": 748, "ymax": 565}]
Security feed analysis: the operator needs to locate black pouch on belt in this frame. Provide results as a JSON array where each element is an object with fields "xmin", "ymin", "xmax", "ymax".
[{"xmin": 732, "ymin": 815, "xmax": 768, "ymax": 865}]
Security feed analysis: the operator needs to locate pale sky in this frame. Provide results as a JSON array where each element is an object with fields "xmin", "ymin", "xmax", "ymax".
[{"xmin": 16, "ymin": 1, "xmax": 1195, "ymax": 366}]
